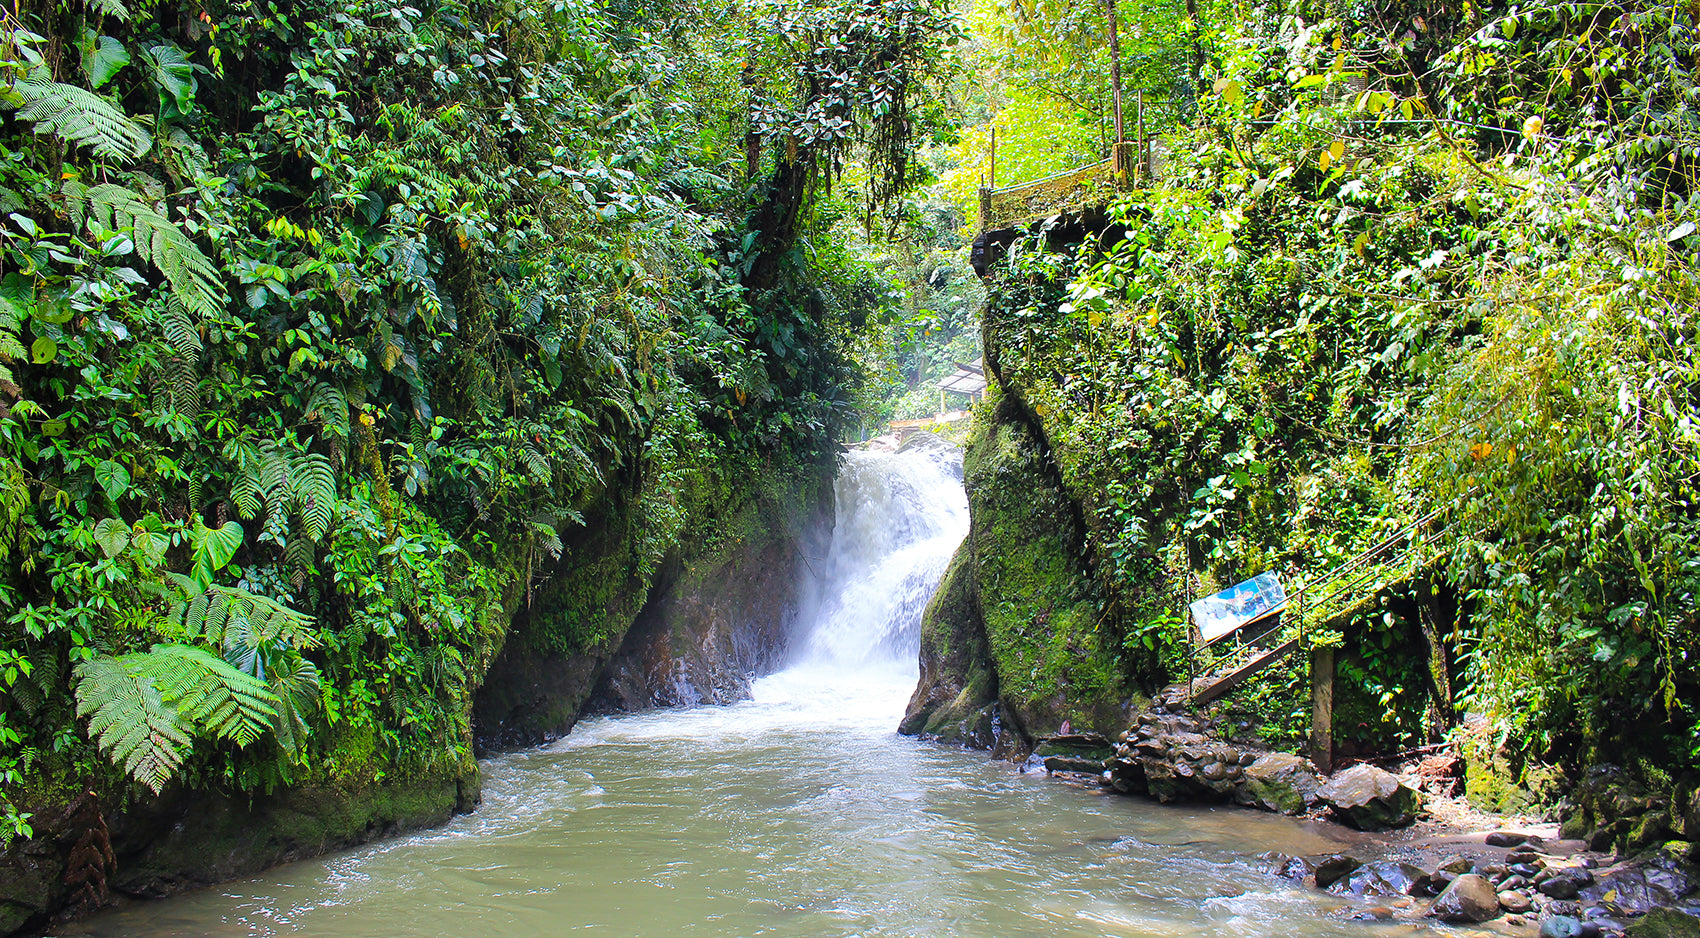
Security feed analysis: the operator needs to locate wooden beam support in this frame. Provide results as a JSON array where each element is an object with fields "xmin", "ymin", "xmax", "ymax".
[
  {"xmin": 1310, "ymin": 646, "xmax": 1335, "ymax": 772},
  {"xmin": 1190, "ymin": 636, "xmax": 1299, "ymax": 707}
]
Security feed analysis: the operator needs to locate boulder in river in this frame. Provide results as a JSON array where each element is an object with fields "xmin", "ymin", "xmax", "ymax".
[
  {"xmin": 1326, "ymin": 860, "xmax": 1427, "ymax": 899},
  {"xmin": 1430, "ymin": 873, "xmax": 1502, "ymax": 923},
  {"xmin": 1239, "ymin": 752, "xmax": 1322, "ymax": 816},
  {"xmin": 1316, "ymin": 764, "xmax": 1422, "ymax": 830},
  {"xmin": 1312, "ymin": 854, "xmax": 1362, "ymax": 889}
]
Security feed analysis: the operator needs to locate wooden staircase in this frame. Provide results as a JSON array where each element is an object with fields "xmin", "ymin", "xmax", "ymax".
[{"xmin": 1172, "ymin": 501, "xmax": 1464, "ymax": 765}]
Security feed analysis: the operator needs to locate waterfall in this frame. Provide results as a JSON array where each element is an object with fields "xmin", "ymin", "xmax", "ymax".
[{"xmin": 793, "ymin": 444, "xmax": 969, "ymax": 671}]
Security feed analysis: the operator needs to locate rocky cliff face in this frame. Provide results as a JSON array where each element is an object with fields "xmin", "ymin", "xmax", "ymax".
[
  {"xmin": 585, "ymin": 486, "xmax": 834, "ymax": 714},
  {"xmin": 901, "ymin": 390, "xmax": 1138, "ymax": 754},
  {"xmin": 473, "ymin": 476, "xmax": 833, "ymax": 751}
]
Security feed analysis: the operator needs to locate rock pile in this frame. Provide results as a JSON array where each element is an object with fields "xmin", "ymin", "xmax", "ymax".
[
  {"xmin": 1096, "ymin": 688, "xmax": 1418, "ymax": 829},
  {"xmin": 1260, "ymin": 837, "xmax": 1700, "ymax": 936}
]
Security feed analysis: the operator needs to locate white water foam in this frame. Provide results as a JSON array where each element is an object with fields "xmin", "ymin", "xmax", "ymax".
[{"xmin": 793, "ymin": 446, "xmax": 969, "ymax": 670}]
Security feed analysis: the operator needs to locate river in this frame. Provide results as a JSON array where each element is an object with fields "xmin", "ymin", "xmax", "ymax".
[{"xmin": 62, "ymin": 447, "xmax": 1428, "ymax": 937}]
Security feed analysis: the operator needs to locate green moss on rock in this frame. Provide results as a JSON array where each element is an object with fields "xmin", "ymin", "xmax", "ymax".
[
  {"xmin": 967, "ymin": 396, "xmax": 1125, "ymax": 736},
  {"xmin": 901, "ymin": 545, "xmax": 999, "ymax": 746}
]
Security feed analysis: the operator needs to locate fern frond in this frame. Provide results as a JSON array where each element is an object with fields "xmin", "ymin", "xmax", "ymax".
[
  {"xmin": 161, "ymin": 298, "xmax": 202, "ymax": 355},
  {"xmin": 528, "ymin": 520, "xmax": 563, "ymax": 559},
  {"xmin": 230, "ymin": 469, "xmax": 261, "ymax": 520},
  {"xmin": 284, "ymin": 531, "xmax": 315, "ymax": 582},
  {"xmin": 257, "ymin": 446, "xmax": 291, "ymax": 509},
  {"xmin": 303, "ymin": 383, "xmax": 349, "ymax": 440},
  {"xmin": 268, "ymin": 655, "xmax": 321, "ymax": 758},
  {"xmin": 521, "ymin": 444, "xmax": 551, "ymax": 484},
  {"xmin": 143, "ymin": 645, "xmax": 277, "ymax": 747},
  {"xmin": 61, "ymin": 181, "xmax": 224, "ymax": 319},
  {"xmin": 91, "ymin": 0, "xmax": 131, "ymax": 20},
  {"xmin": 15, "ymin": 80, "xmax": 151, "ymax": 161},
  {"xmin": 74, "ymin": 655, "xmax": 191, "ymax": 794},
  {"xmin": 173, "ymin": 584, "xmax": 318, "ymax": 653},
  {"xmin": 164, "ymin": 355, "xmax": 200, "ymax": 419},
  {"xmin": 290, "ymin": 452, "xmax": 336, "ymax": 542}
]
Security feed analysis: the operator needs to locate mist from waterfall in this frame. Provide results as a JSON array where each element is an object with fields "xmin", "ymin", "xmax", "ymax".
[{"xmin": 792, "ymin": 445, "xmax": 970, "ymax": 672}]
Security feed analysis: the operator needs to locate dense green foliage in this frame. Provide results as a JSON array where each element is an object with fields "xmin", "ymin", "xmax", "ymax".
[
  {"xmin": 976, "ymin": 0, "xmax": 1698, "ymax": 771},
  {"xmin": 0, "ymin": 0, "xmax": 952, "ymax": 839}
]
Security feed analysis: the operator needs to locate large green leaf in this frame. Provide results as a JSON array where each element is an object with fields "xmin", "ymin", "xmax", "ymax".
[
  {"xmin": 92, "ymin": 517, "xmax": 129, "ymax": 558},
  {"xmin": 143, "ymin": 44, "xmax": 194, "ymax": 120},
  {"xmin": 94, "ymin": 458, "xmax": 130, "ymax": 501},
  {"xmin": 79, "ymin": 31, "xmax": 131, "ymax": 89},
  {"xmin": 190, "ymin": 520, "xmax": 243, "ymax": 579}
]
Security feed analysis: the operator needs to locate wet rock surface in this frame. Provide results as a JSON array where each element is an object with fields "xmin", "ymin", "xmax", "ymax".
[
  {"xmin": 1249, "ymin": 814, "xmax": 1700, "ymax": 935},
  {"xmin": 1327, "ymin": 860, "xmax": 1429, "ymax": 898},
  {"xmin": 1432, "ymin": 873, "xmax": 1502, "ymax": 922},
  {"xmin": 1317, "ymin": 763, "xmax": 1424, "ymax": 830},
  {"xmin": 1240, "ymin": 752, "xmax": 1324, "ymax": 816}
]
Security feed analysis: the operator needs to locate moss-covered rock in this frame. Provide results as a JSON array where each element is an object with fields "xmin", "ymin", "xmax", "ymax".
[
  {"xmin": 900, "ymin": 545, "xmax": 1000, "ymax": 745},
  {"xmin": 1625, "ymin": 909, "xmax": 1700, "ymax": 938},
  {"xmin": 0, "ymin": 772, "xmax": 475, "ymax": 937},
  {"xmin": 961, "ymin": 394, "xmax": 1129, "ymax": 738},
  {"xmin": 474, "ymin": 464, "xmax": 833, "ymax": 751}
]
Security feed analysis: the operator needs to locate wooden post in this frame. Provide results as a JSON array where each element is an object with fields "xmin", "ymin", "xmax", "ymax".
[
  {"xmin": 1107, "ymin": 0, "xmax": 1124, "ymax": 147},
  {"xmin": 1310, "ymin": 646, "xmax": 1335, "ymax": 772},
  {"xmin": 1136, "ymin": 89, "xmax": 1146, "ymax": 180},
  {"xmin": 989, "ymin": 126, "xmax": 997, "ymax": 190}
]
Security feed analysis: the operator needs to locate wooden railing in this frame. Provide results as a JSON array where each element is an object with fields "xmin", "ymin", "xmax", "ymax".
[{"xmin": 977, "ymin": 141, "xmax": 1150, "ymax": 233}]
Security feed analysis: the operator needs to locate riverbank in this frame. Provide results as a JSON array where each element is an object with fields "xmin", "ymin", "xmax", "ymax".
[{"xmin": 1040, "ymin": 758, "xmax": 1700, "ymax": 937}]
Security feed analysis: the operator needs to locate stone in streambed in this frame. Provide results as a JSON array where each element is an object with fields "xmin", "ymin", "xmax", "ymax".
[
  {"xmin": 1312, "ymin": 854, "xmax": 1362, "ymax": 889},
  {"xmin": 1541, "ymin": 915, "xmax": 1602, "ymax": 938},
  {"xmin": 1327, "ymin": 860, "xmax": 1428, "ymax": 898},
  {"xmin": 1539, "ymin": 869, "xmax": 1593, "ymax": 900},
  {"xmin": 1500, "ymin": 890, "xmax": 1534, "ymax": 914},
  {"xmin": 1240, "ymin": 752, "xmax": 1322, "ymax": 816},
  {"xmin": 1488, "ymin": 830, "xmax": 1533, "ymax": 847},
  {"xmin": 1316, "ymin": 764, "xmax": 1423, "ymax": 830},
  {"xmin": 1430, "ymin": 873, "xmax": 1502, "ymax": 923}
]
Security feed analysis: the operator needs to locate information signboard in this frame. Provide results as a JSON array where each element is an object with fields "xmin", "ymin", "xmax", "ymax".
[{"xmin": 1190, "ymin": 571, "xmax": 1288, "ymax": 644}]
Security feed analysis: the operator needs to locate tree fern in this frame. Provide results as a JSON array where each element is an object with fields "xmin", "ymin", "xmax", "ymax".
[
  {"xmin": 173, "ymin": 583, "xmax": 316, "ymax": 653},
  {"xmin": 145, "ymin": 645, "xmax": 278, "ymax": 747},
  {"xmin": 13, "ymin": 80, "xmax": 151, "ymax": 162},
  {"xmin": 73, "ymin": 653, "xmax": 194, "ymax": 793},
  {"xmin": 61, "ymin": 181, "xmax": 224, "ymax": 319}
]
